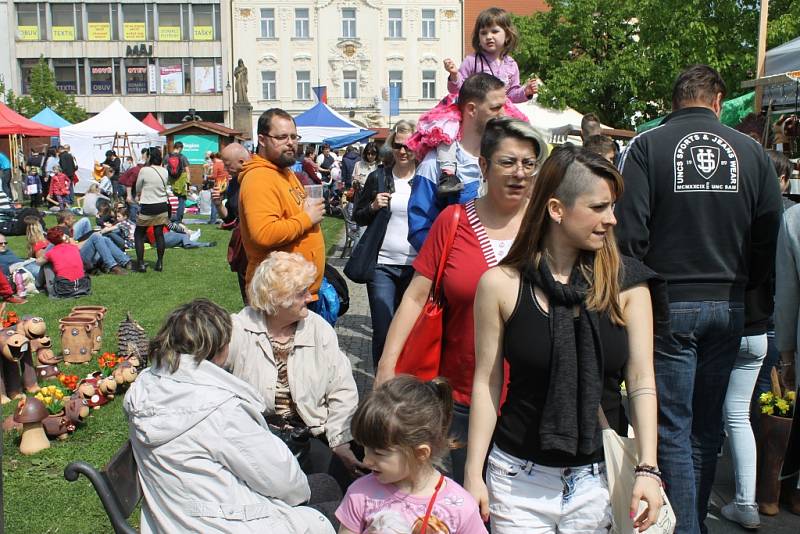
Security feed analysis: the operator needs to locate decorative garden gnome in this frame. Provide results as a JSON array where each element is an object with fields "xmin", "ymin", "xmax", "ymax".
[
  {"xmin": 0, "ymin": 326, "xmax": 38, "ymax": 403},
  {"xmin": 14, "ymin": 396, "xmax": 50, "ymax": 455}
]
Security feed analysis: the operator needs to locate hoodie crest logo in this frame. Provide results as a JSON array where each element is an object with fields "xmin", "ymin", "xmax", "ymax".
[{"xmin": 673, "ymin": 132, "xmax": 738, "ymax": 193}]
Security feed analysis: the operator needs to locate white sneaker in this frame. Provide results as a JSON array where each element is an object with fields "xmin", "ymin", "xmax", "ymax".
[
  {"xmin": 189, "ymin": 229, "xmax": 201, "ymax": 241},
  {"xmin": 721, "ymin": 502, "xmax": 760, "ymax": 529}
]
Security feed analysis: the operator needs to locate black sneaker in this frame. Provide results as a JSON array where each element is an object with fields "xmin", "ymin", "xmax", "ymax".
[{"xmin": 437, "ymin": 172, "xmax": 464, "ymax": 197}]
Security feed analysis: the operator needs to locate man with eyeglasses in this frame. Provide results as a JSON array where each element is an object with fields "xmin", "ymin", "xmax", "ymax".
[
  {"xmin": 407, "ymin": 73, "xmax": 508, "ymax": 251},
  {"xmin": 0, "ymin": 234, "xmax": 23, "ymax": 278},
  {"xmin": 238, "ymin": 108, "xmax": 326, "ymax": 303}
]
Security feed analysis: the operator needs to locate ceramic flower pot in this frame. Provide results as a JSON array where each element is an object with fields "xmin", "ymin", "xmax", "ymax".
[
  {"xmin": 756, "ymin": 412, "xmax": 793, "ymax": 515},
  {"xmin": 68, "ymin": 312, "xmax": 103, "ymax": 353},
  {"xmin": 59, "ymin": 317, "xmax": 95, "ymax": 364},
  {"xmin": 36, "ymin": 364, "xmax": 61, "ymax": 380},
  {"xmin": 71, "ymin": 306, "xmax": 107, "ymax": 321},
  {"xmin": 42, "ymin": 409, "xmax": 75, "ymax": 440}
]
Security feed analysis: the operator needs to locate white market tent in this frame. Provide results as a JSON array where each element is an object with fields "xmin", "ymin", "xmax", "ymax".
[
  {"xmin": 60, "ymin": 100, "xmax": 165, "ymax": 192},
  {"xmin": 516, "ymin": 99, "xmax": 611, "ymax": 138},
  {"xmin": 293, "ymin": 102, "xmax": 364, "ymax": 143}
]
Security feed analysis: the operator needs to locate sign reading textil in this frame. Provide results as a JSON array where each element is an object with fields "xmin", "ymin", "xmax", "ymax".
[
  {"xmin": 174, "ymin": 134, "xmax": 219, "ymax": 165},
  {"xmin": 52, "ymin": 26, "xmax": 75, "ymax": 41}
]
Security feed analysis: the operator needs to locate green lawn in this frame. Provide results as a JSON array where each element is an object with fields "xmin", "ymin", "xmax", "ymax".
[{"xmin": 1, "ymin": 215, "xmax": 343, "ymax": 533}]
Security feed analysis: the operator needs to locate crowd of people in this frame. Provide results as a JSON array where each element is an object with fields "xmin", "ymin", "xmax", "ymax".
[{"xmin": 4, "ymin": 6, "xmax": 800, "ymax": 534}]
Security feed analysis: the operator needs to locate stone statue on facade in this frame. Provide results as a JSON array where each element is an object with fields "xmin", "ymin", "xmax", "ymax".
[{"xmin": 234, "ymin": 59, "xmax": 249, "ymax": 104}]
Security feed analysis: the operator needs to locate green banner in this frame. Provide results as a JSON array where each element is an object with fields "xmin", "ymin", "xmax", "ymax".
[{"xmin": 174, "ymin": 134, "xmax": 219, "ymax": 165}]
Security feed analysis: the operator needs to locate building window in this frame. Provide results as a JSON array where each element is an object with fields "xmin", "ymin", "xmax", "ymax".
[
  {"xmin": 261, "ymin": 71, "xmax": 276, "ymax": 100},
  {"xmin": 421, "ymin": 9, "xmax": 435, "ymax": 38},
  {"xmin": 343, "ymin": 70, "xmax": 357, "ymax": 100},
  {"xmin": 296, "ymin": 71, "xmax": 311, "ymax": 100},
  {"xmin": 90, "ymin": 60, "xmax": 114, "ymax": 95},
  {"xmin": 422, "ymin": 70, "xmax": 437, "ymax": 99},
  {"xmin": 51, "ymin": 3, "xmax": 83, "ymax": 40},
  {"xmin": 389, "ymin": 70, "xmax": 403, "ymax": 99},
  {"xmin": 388, "ymin": 9, "xmax": 402, "ymax": 38},
  {"xmin": 192, "ymin": 5, "xmax": 216, "ymax": 41},
  {"xmin": 341, "ymin": 8, "xmax": 356, "ymax": 38},
  {"xmin": 158, "ymin": 5, "xmax": 188, "ymax": 41},
  {"xmin": 53, "ymin": 59, "xmax": 79, "ymax": 94},
  {"xmin": 295, "ymin": 8, "xmax": 309, "ymax": 38},
  {"xmin": 16, "ymin": 3, "xmax": 46, "ymax": 41},
  {"xmin": 159, "ymin": 59, "xmax": 184, "ymax": 94},
  {"xmin": 125, "ymin": 59, "xmax": 148, "ymax": 94},
  {"xmin": 192, "ymin": 58, "xmax": 217, "ymax": 93},
  {"xmin": 260, "ymin": 8, "xmax": 275, "ymax": 38},
  {"xmin": 19, "ymin": 59, "xmax": 38, "ymax": 93},
  {"xmin": 122, "ymin": 4, "xmax": 152, "ymax": 41},
  {"xmin": 87, "ymin": 4, "xmax": 113, "ymax": 41}
]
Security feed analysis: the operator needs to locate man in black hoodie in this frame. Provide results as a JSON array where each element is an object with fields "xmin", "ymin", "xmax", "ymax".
[
  {"xmin": 340, "ymin": 145, "xmax": 360, "ymax": 189},
  {"xmin": 616, "ymin": 65, "xmax": 782, "ymax": 534}
]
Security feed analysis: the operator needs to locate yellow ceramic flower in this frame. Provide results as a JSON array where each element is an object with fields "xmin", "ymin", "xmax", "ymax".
[
  {"xmin": 787, "ymin": 390, "xmax": 797, "ymax": 402},
  {"xmin": 776, "ymin": 399, "xmax": 791, "ymax": 415},
  {"xmin": 762, "ymin": 405, "xmax": 775, "ymax": 415},
  {"xmin": 759, "ymin": 392, "xmax": 774, "ymax": 404}
]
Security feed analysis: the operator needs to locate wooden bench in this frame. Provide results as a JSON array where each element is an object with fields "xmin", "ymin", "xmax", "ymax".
[{"xmin": 64, "ymin": 440, "xmax": 140, "ymax": 534}]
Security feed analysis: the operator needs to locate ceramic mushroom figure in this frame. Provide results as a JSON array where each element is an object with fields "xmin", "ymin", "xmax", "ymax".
[
  {"xmin": 0, "ymin": 327, "xmax": 38, "ymax": 403},
  {"xmin": 14, "ymin": 396, "xmax": 50, "ymax": 455}
]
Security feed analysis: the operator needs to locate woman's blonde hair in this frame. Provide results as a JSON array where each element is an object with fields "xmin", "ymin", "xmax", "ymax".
[
  {"xmin": 500, "ymin": 145, "xmax": 625, "ymax": 324},
  {"xmin": 149, "ymin": 299, "xmax": 232, "ymax": 373},
  {"xmin": 25, "ymin": 221, "xmax": 46, "ymax": 259},
  {"xmin": 248, "ymin": 252, "xmax": 317, "ymax": 315},
  {"xmin": 383, "ymin": 119, "xmax": 417, "ymax": 166}
]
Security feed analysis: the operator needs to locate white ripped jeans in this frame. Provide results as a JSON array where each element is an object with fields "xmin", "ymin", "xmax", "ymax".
[{"xmin": 486, "ymin": 445, "xmax": 612, "ymax": 533}]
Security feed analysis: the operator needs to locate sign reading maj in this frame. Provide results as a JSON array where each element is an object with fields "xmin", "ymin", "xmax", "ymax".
[{"xmin": 674, "ymin": 132, "xmax": 739, "ymax": 193}]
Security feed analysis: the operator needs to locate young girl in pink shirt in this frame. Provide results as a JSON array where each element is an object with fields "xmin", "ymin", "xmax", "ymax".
[
  {"xmin": 336, "ymin": 376, "xmax": 487, "ymax": 534},
  {"xmin": 408, "ymin": 7, "xmax": 538, "ymax": 196}
]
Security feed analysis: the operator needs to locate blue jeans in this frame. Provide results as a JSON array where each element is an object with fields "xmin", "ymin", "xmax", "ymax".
[
  {"xmin": 208, "ymin": 201, "xmax": 218, "ymax": 224},
  {"xmin": 365, "ymin": 263, "xmax": 414, "ymax": 367},
  {"xmin": 724, "ymin": 334, "xmax": 767, "ymax": 506},
  {"xmin": 80, "ymin": 233, "xmax": 130, "ymax": 270},
  {"xmin": 163, "ymin": 231, "xmax": 213, "ymax": 249},
  {"xmin": 655, "ymin": 300, "xmax": 745, "ymax": 534},
  {"xmin": 127, "ymin": 202, "xmax": 140, "ymax": 222},
  {"xmin": 72, "ymin": 217, "xmax": 93, "ymax": 241},
  {"xmin": 445, "ymin": 402, "xmax": 470, "ymax": 486},
  {"xmin": 172, "ymin": 195, "xmax": 186, "ymax": 222}
]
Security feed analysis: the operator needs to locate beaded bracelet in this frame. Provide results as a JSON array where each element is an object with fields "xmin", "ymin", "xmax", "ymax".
[
  {"xmin": 635, "ymin": 471, "xmax": 663, "ymax": 484},
  {"xmin": 634, "ymin": 464, "xmax": 662, "ymax": 477}
]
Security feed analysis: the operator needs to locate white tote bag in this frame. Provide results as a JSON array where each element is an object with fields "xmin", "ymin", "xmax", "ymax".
[{"xmin": 600, "ymin": 409, "xmax": 676, "ymax": 534}]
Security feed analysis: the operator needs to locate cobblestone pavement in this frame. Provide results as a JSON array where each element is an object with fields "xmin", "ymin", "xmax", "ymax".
[{"xmin": 327, "ymin": 234, "xmax": 800, "ymax": 532}]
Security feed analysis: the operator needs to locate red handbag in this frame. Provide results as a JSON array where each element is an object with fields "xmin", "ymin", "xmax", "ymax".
[{"xmin": 395, "ymin": 205, "xmax": 462, "ymax": 380}]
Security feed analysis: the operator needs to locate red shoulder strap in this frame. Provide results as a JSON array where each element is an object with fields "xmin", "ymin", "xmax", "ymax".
[
  {"xmin": 419, "ymin": 474, "xmax": 445, "ymax": 534},
  {"xmin": 430, "ymin": 205, "xmax": 462, "ymax": 300}
]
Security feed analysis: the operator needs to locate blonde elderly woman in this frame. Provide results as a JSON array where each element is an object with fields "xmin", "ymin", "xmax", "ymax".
[
  {"xmin": 227, "ymin": 251, "xmax": 364, "ymax": 491},
  {"xmin": 124, "ymin": 298, "xmax": 337, "ymax": 534}
]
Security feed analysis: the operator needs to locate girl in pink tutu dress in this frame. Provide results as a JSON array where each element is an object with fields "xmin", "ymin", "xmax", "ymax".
[{"xmin": 408, "ymin": 7, "xmax": 538, "ymax": 196}]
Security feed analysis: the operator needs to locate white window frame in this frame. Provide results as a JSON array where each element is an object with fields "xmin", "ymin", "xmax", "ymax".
[
  {"xmin": 261, "ymin": 70, "xmax": 276, "ymax": 100},
  {"xmin": 421, "ymin": 9, "xmax": 435, "ymax": 38},
  {"xmin": 389, "ymin": 70, "xmax": 403, "ymax": 99},
  {"xmin": 294, "ymin": 8, "xmax": 309, "ymax": 38},
  {"xmin": 343, "ymin": 70, "xmax": 357, "ymax": 100},
  {"xmin": 296, "ymin": 70, "xmax": 311, "ymax": 100},
  {"xmin": 388, "ymin": 9, "xmax": 402, "ymax": 38},
  {"xmin": 422, "ymin": 70, "xmax": 436, "ymax": 99},
  {"xmin": 260, "ymin": 8, "xmax": 275, "ymax": 38},
  {"xmin": 341, "ymin": 8, "xmax": 356, "ymax": 38}
]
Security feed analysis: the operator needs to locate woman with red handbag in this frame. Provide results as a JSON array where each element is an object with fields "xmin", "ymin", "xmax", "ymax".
[{"xmin": 374, "ymin": 117, "xmax": 549, "ymax": 484}]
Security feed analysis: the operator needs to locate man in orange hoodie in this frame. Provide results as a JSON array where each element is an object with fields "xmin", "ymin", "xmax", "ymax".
[{"xmin": 238, "ymin": 108, "xmax": 326, "ymax": 301}]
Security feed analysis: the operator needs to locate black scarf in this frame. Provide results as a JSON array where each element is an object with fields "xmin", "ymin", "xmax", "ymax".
[{"xmin": 529, "ymin": 259, "xmax": 603, "ymax": 456}]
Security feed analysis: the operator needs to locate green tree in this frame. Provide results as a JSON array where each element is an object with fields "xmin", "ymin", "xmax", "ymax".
[
  {"xmin": 514, "ymin": 1, "xmax": 800, "ymax": 129},
  {"xmin": 7, "ymin": 56, "xmax": 87, "ymax": 123}
]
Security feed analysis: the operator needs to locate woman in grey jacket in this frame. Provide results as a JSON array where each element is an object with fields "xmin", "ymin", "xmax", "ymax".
[{"xmin": 124, "ymin": 299, "xmax": 336, "ymax": 534}]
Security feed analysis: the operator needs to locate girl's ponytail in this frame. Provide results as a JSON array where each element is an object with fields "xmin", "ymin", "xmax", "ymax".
[{"xmin": 428, "ymin": 377, "xmax": 453, "ymax": 437}]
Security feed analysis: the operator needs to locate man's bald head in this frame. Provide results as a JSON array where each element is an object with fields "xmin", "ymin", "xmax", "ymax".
[{"xmin": 221, "ymin": 143, "xmax": 252, "ymax": 177}]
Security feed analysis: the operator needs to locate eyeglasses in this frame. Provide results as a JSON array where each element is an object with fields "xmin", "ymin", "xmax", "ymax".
[
  {"xmin": 391, "ymin": 142, "xmax": 411, "ymax": 152},
  {"xmin": 492, "ymin": 158, "xmax": 540, "ymax": 176},
  {"xmin": 265, "ymin": 133, "xmax": 302, "ymax": 143}
]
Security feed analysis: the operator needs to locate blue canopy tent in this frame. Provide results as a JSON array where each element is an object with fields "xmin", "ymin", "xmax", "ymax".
[
  {"xmin": 294, "ymin": 102, "xmax": 366, "ymax": 143},
  {"xmin": 30, "ymin": 107, "xmax": 71, "ymax": 128},
  {"xmin": 323, "ymin": 130, "xmax": 376, "ymax": 149}
]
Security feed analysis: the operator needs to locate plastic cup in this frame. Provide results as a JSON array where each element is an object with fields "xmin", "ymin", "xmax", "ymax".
[{"xmin": 306, "ymin": 184, "xmax": 323, "ymax": 199}]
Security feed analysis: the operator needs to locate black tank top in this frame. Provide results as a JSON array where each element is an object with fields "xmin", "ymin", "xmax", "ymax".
[{"xmin": 494, "ymin": 274, "xmax": 629, "ymax": 466}]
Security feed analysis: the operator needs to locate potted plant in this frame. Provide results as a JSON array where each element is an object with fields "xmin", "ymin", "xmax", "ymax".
[{"xmin": 756, "ymin": 368, "xmax": 796, "ymax": 515}]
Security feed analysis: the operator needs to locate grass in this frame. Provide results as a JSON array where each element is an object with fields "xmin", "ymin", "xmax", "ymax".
[{"xmin": 1, "ymin": 214, "xmax": 344, "ymax": 533}]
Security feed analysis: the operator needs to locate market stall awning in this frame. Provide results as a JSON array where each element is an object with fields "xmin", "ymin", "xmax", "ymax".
[
  {"xmin": 141, "ymin": 113, "xmax": 165, "ymax": 133},
  {"xmin": 0, "ymin": 102, "xmax": 60, "ymax": 136},
  {"xmin": 322, "ymin": 130, "xmax": 376, "ymax": 149},
  {"xmin": 30, "ymin": 107, "xmax": 71, "ymax": 128},
  {"xmin": 294, "ymin": 102, "xmax": 363, "ymax": 143}
]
